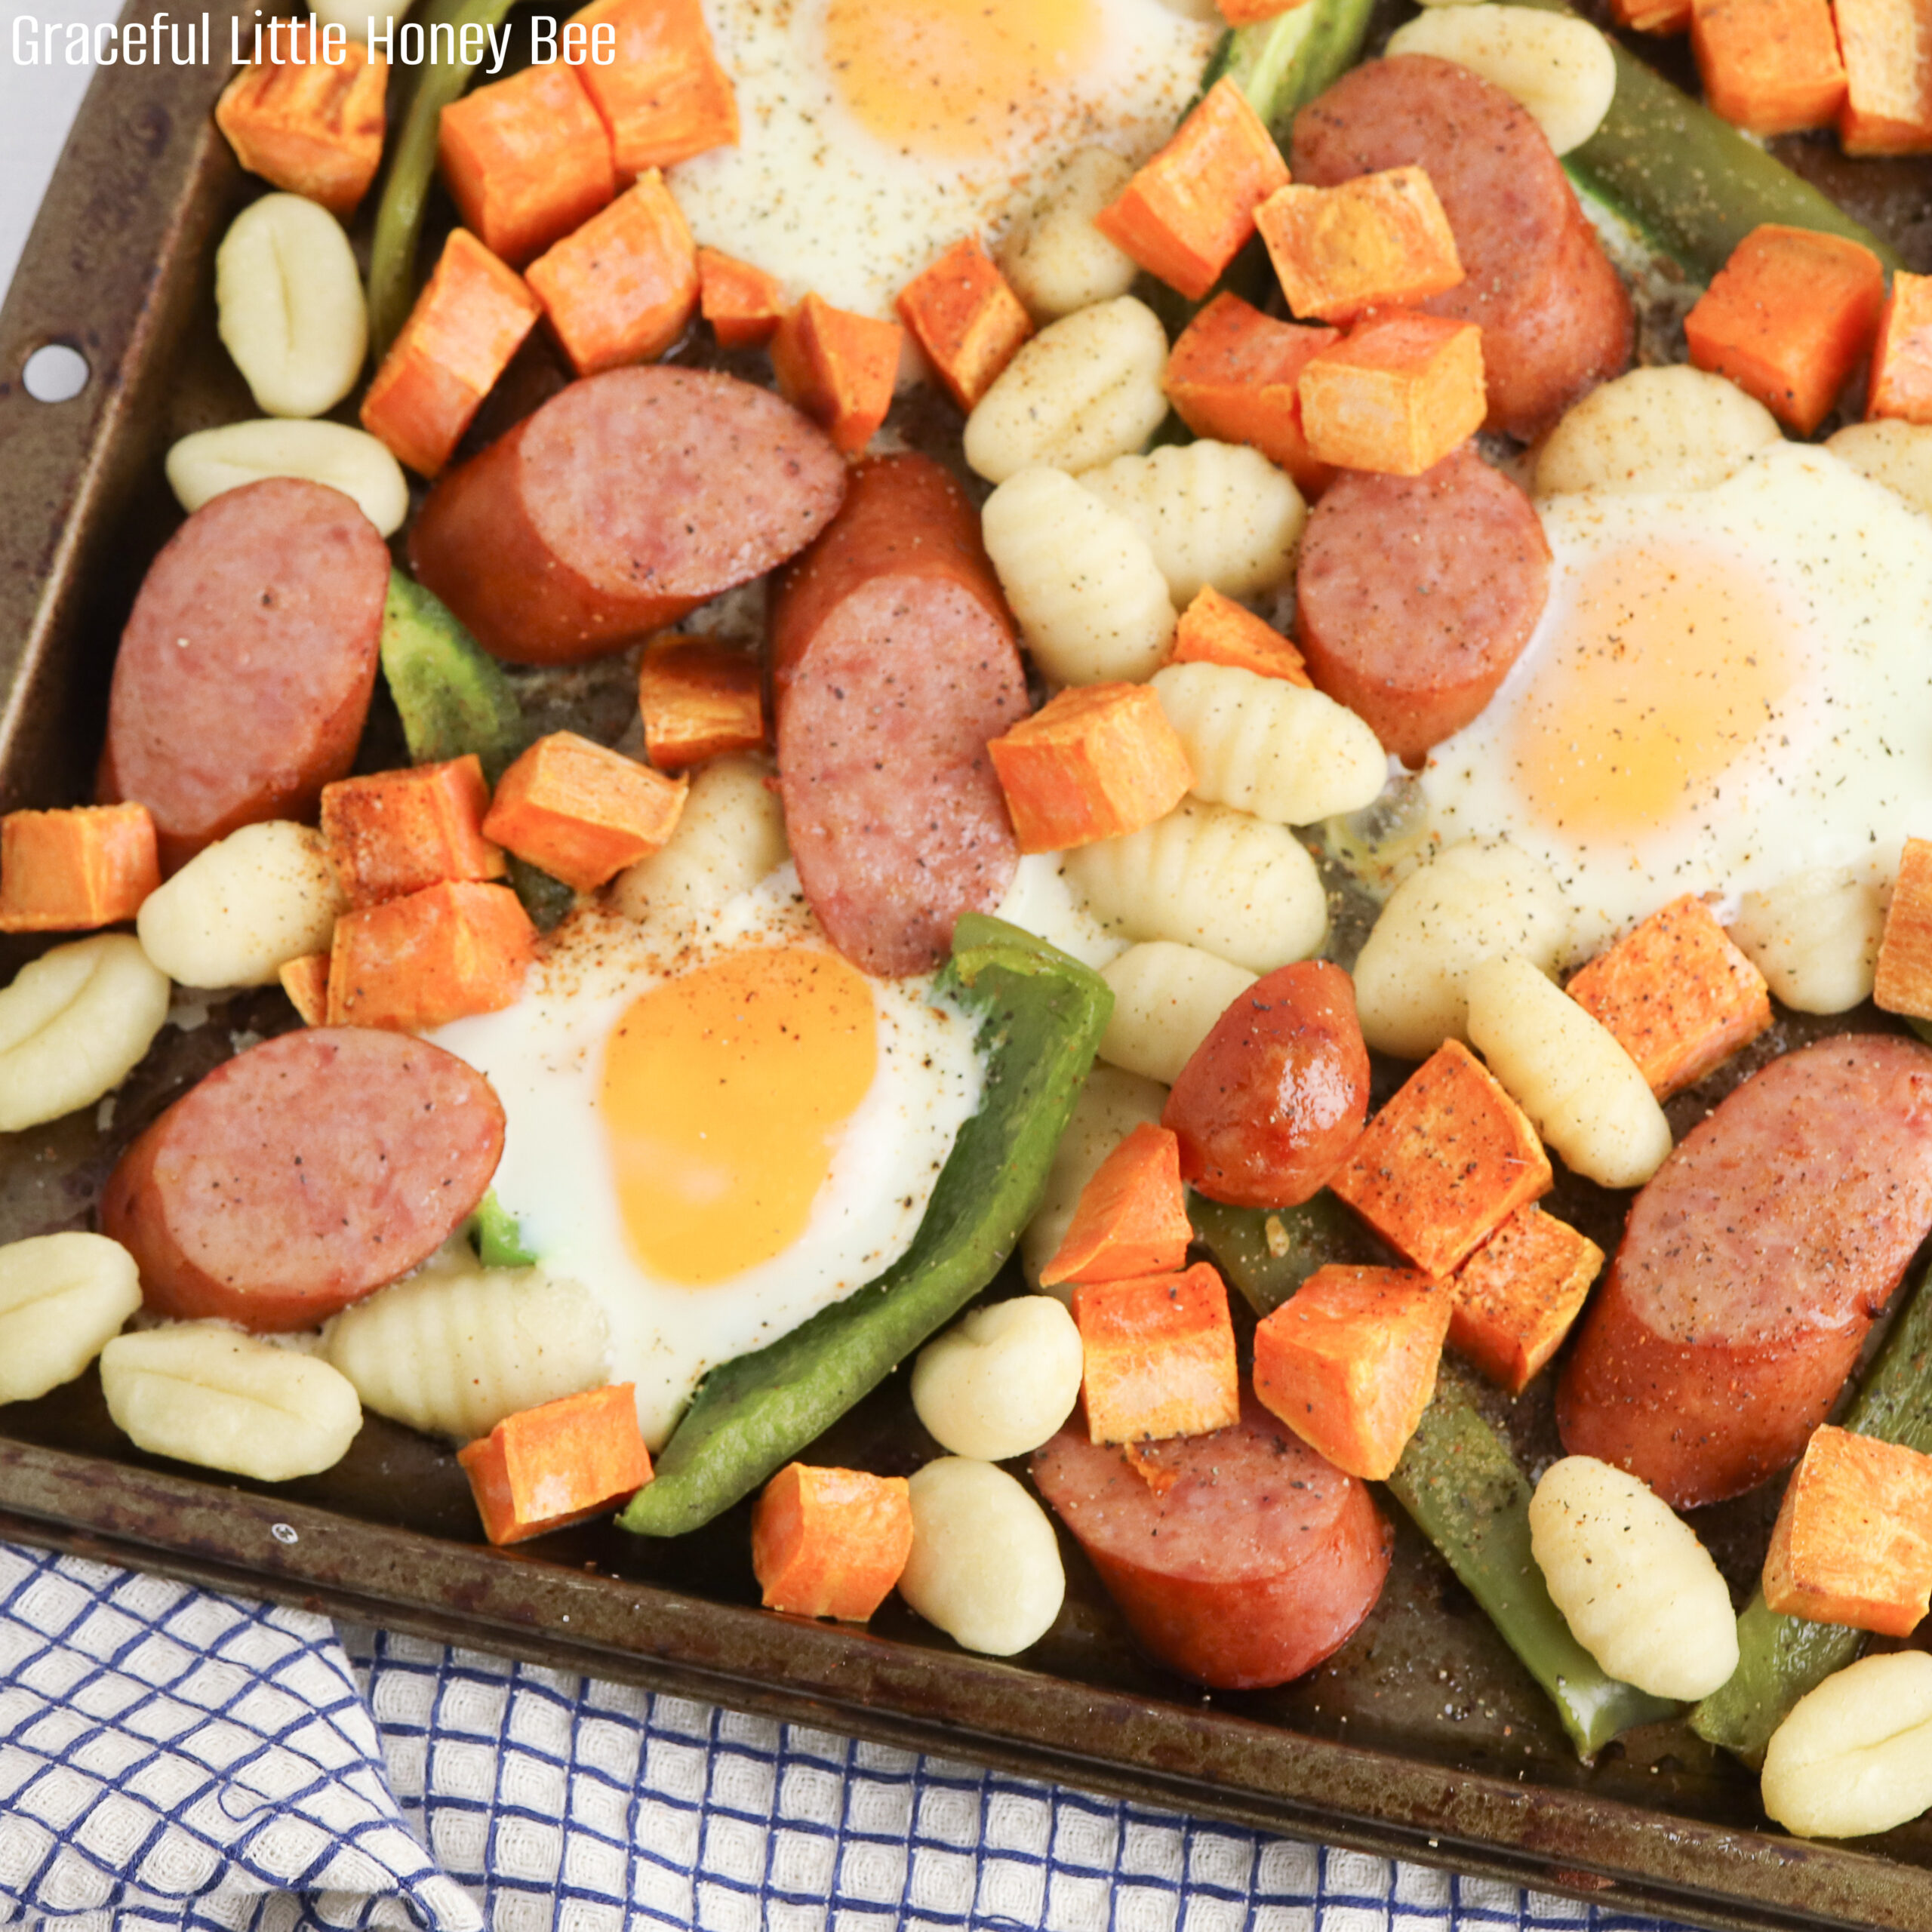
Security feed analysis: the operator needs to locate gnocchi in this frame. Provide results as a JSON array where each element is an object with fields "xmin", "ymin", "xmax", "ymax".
[
  {"xmin": 0, "ymin": 934, "xmax": 171, "ymax": 1134},
  {"xmin": 0, "ymin": 1233, "xmax": 143, "ymax": 1407},
  {"xmin": 910, "ymin": 1297, "xmax": 1084, "ymax": 1461},
  {"xmin": 1761, "ymin": 1651, "xmax": 1932, "ymax": 1840},
  {"xmin": 607, "ymin": 755, "xmax": 789, "ymax": 929},
  {"xmin": 996, "ymin": 147, "xmax": 1140, "ymax": 321},
  {"xmin": 1098, "ymin": 940, "xmax": 1257, "ymax": 1085},
  {"xmin": 167, "ymin": 419, "xmax": 410, "ymax": 537},
  {"xmin": 897, "ymin": 1457, "xmax": 1066, "ymax": 1656},
  {"xmin": 1527, "ymin": 1455, "xmax": 1738, "ymax": 1700},
  {"xmin": 1728, "ymin": 865, "xmax": 1885, "ymax": 1014},
  {"xmin": 1826, "ymin": 419, "xmax": 1932, "ymax": 519},
  {"xmin": 1534, "ymin": 366, "xmax": 1782, "ymax": 499},
  {"xmin": 1020, "ymin": 1063, "xmax": 1168, "ymax": 1293}
]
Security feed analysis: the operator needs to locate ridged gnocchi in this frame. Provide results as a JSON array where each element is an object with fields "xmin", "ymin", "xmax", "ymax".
[
  {"xmin": 0, "ymin": 1233, "xmax": 143, "ymax": 1406},
  {"xmin": 1761, "ymin": 1652, "xmax": 1932, "ymax": 1839},
  {"xmin": 1020, "ymin": 1063, "xmax": 1168, "ymax": 1292},
  {"xmin": 0, "ymin": 934, "xmax": 171, "ymax": 1134},
  {"xmin": 981, "ymin": 467, "xmax": 1177, "ymax": 685},
  {"xmin": 1098, "ymin": 940, "xmax": 1257, "ymax": 1085},
  {"xmin": 1466, "ymin": 953, "xmax": 1672, "ymax": 1189},
  {"xmin": 898, "ymin": 1457, "xmax": 1066, "ymax": 1656},
  {"xmin": 167, "ymin": 420, "xmax": 409, "ymax": 537},
  {"xmin": 1527, "ymin": 1454, "xmax": 1738, "ymax": 1700},
  {"xmin": 911, "ymin": 1297, "xmax": 1084, "ymax": 1461},
  {"xmin": 963, "ymin": 297, "xmax": 1169, "ymax": 484},
  {"xmin": 1826, "ymin": 419, "xmax": 1932, "ymax": 519},
  {"xmin": 1151, "ymin": 662, "xmax": 1386, "ymax": 826},
  {"xmin": 1076, "ymin": 441, "xmax": 1306, "ymax": 604},
  {"xmin": 1534, "ymin": 366, "xmax": 1783, "ymax": 499},
  {"xmin": 607, "ymin": 755, "xmax": 789, "ymax": 929},
  {"xmin": 996, "ymin": 147, "xmax": 1140, "ymax": 321},
  {"xmin": 1728, "ymin": 865, "xmax": 1884, "ymax": 1014},
  {"xmin": 1066, "ymin": 798, "xmax": 1327, "ymax": 976}
]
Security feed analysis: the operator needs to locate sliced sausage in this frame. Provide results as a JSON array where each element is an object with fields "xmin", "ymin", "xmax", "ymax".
[
  {"xmin": 1031, "ymin": 1390, "xmax": 1391, "ymax": 1689},
  {"xmin": 409, "ymin": 366, "xmax": 847, "ymax": 665},
  {"xmin": 771, "ymin": 453, "xmax": 1029, "ymax": 977},
  {"xmin": 103, "ymin": 1028, "xmax": 506, "ymax": 1332},
  {"xmin": 1295, "ymin": 445, "xmax": 1550, "ymax": 763},
  {"xmin": 99, "ymin": 478, "xmax": 388, "ymax": 874},
  {"xmin": 1557, "ymin": 1035, "xmax": 1932, "ymax": 1509},
  {"xmin": 1291, "ymin": 56, "xmax": 1633, "ymax": 440}
]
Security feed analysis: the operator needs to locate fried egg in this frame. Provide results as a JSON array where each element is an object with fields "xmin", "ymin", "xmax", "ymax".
[
  {"xmin": 668, "ymin": 0, "xmax": 1217, "ymax": 320},
  {"xmin": 431, "ymin": 867, "xmax": 984, "ymax": 1447},
  {"xmin": 1420, "ymin": 442, "xmax": 1932, "ymax": 950}
]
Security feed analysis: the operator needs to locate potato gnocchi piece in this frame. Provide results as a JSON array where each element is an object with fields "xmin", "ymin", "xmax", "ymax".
[
  {"xmin": 322, "ymin": 1255, "xmax": 611, "ymax": 1442},
  {"xmin": 911, "ymin": 1297, "xmax": 1085, "ymax": 1462},
  {"xmin": 899, "ymin": 1457, "xmax": 1066, "ymax": 1656},
  {"xmin": 1385, "ymin": 5, "xmax": 1616, "ymax": 155},
  {"xmin": 1534, "ymin": 366, "xmax": 1783, "ymax": 499},
  {"xmin": 0, "ymin": 1233, "xmax": 143, "ymax": 1407},
  {"xmin": 1826, "ymin": 420, "xmax": 1932, "ymax": 519},
  {"xmin": 1729, "ymin": 865, "xmax": 1885, "ymax": 1014},
  {"xmin": 997, "ymin": 147, "xmax": 1141, "ymax": 322},
  {"xmin": 1466, "ymin": 953, "xmax": 1671, "ymax": 1188},
  {"xmin": 1098, "ymin": 940, "xmax": 1257, "ymax": 1085},
  {"xmin": 1151, "ymin": 662, "xmax": 1386, "ymax": 826},
  {"xmin": 981, "ymin": 468, "xmax": 1177, "ymax": 685},
  {"xmin": 1762, "ymin": 1652, "xmax": 1932, "ymax": 1839},
  {"xmin": 1077, "ymin": 442, "xmax": 1306, "ymax": 605},
  {"xmin": 1020, "ymin": 1063, "xmax": 1168, "ymax": 1293},
  {"xmin": 963, "ymin": 297, "xmax": 1169, "ymax": 484},
  {"xmin": 1527, "ymin": 1454, "xmax": 1738, "ymax": 1701},
  {"xmin": 1352, "ymin": 838, "xmax": 1573, "ymax": 1060},
  {"xmin": 167, "ymin": 420, "xmax": 409, "ymax": 537},
  {"xmin": 101, "ymin": 1324, "xmax": 363, "ymax": 1482},
  {"xmin": 607, "ymin": 755, "xmax": 789, "ymax": 929},
  {"xmin": 0, "ymin": 934, "xmax": 171, "ymax": 1134},
  {"xmin": 1066, "ymin": 798, "xmax": 1327, "ymax": 977}
]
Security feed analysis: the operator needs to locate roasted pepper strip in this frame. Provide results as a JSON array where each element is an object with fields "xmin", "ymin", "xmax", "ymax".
[
  {"xmin": 1189, "ymin": 1193, "xmax": 1385, "ymax": 1316},
  {"xmin": 1204, "ymin": 0, "xmax": 1377, "ymax": 147}
]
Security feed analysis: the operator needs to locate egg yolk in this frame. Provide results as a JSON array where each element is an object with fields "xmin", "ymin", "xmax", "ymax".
[
  {"xmin": 1509, "ymin": 540, "xmax": 1794, "ymax": 839},
  {"xmin": 599, "ymin": 946, "xmax": 878, "ymax": 1286},
  {"xmin": 823, "ymin": 0, "xmax": 1101, "ymax": 157}
]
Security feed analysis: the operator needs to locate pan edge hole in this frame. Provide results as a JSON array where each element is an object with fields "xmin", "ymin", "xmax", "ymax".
[{"xmin": 23, "ymin": 344, "xmax": 89, "ymax": 404}]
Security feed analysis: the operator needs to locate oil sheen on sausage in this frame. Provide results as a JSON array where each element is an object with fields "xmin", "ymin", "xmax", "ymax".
[
  {"xmin": 771, "ymin": 452, "xmax": 1029, "ymax": 977},
  {"xmin": 1557, "ymin": 1034, "xmax": 1932, "ymax": 1509},
  {"xmin": 103, "ymin": 1028, "xmax": 506, "ymax": 1332},
  {"xmin": 1031, "ymin": 1391, "xmax": 1391, "ymax": 1688},
  {"xmin": 409, "ymin": 365, "xmax": 848, "ymax": 664},
  {"xmin": 99, "ymin": 478, "xmax": 389, "ymax": 873}
]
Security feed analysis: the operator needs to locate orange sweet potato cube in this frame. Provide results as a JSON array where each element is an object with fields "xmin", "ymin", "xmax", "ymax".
[
  {"xmin": 1690, "ymin": 0, "xmax": 1847, "ymax": 134},
  {"xmin": 771, "ymin": 294, "xmax": 903, "ymax": 457},
  {"xmin": 320, "ymin": 755, "xmax": 506, "ymax": 910},
  {"xmin": 327, "ymin": 880, "xmax": 536, "ymax": 1030},
  {"xmin": 1219, "ymin": 0, "xmax": 1314, "ymax": 20},
  {"xmin": 1253, "ymin": 1264, "xmax": 1451, "ymax": 1480},
  {"xmin": 1168, "ymin": 586, "xmax": 1313, "ymax": 686},
  {"xmin": 1257, "ymin": 168, "xmax": 1465, "ymax": 325},
  {"xmin": 986, "ymin": 685, "xmax": 1193, "ymax": 854},
  {"xmin": 1164, "ymin": 294, "xmax": 1340, "ymax": 496},
  {"xmin": 1836, "ymin": 0, "xmax": 1932, "ymax": 152},
  {"xmin": 571, "ymin": 0, "xmax": 739, "ymax": 177},
  {"xmin": 1040, "ymin": 1124, "xmax": 1192, "ymax": 1287},
  {"xmin": 1608, "ymin": 0, "xmax": 1692, "ymax": 31},
  {"xmin": 458, "ymin": 1383, "xmax": 654, "ymax": 1546},
  {"xmin": 638, "ymin": 635, "xmax": 765, "ymax": 771},
  {"xmin": 1298, "ymin": 313, "xmax": 1487, "ymax": 476},
  {"xmin": 1447, "ymin": 1206, "xmax": 1603, "ymax": 1395},
  {"xmin": 1869, "ymin": 270, "xmax": 1932, "ymax": 423},
  {"xmin": 1876, "ymin": 837, "xmax": 1932, "ymax": 1019},
  {"xmin": 697, "ymin": 246, "xmax": 785, "ymax": 348},
  {"xmin": 1565, "ymin": 895, "xmax": 1773, "ymax": 1100},
  {"xmin": 1330, "ymin": 1039, "xmax": 1553, "ymax": 1276},
  {"xmin": 1094, "ymin": 78, "xmax": 1289, "ymax": 301},
  {"xmin": 438, "ymin": 60, "xmax": 616, "ymax": 268},
  {"xmin": 278, "ymin": 952, "xmax": 331, "ymax": 1027},
  {"xmin": 215, "ymin": 44, "xmax": 387, "ymax": 217},
  {"xmin": 1072, "ymin": 1263, "xmax": 1240, "ymax": 1446},
  {"xmin": 1684, "ymin": 225, "xmax": 1884, "ymax": 435},
  {"xmin": 482, "ymin": 731, "xmax": 688, "ymax": 891},
  {"xmin": 1762, "ymin": 1425, "xmax": 1932, "ymax": 1635},
  {"xmin": 360, "ymin": 229, "xmax": 541, "ymax": 478},
  {"xmin": 526, "ymin": 171, "xmax": 700, "ymax": 377},
  {"xmin": 0, "ymin": 803, "xmax": 158, "ymax": 933},
  {"xmin": 895, "ymin": 237, "xmax": 1034, "ymax": 411},
  {"xmin": 750, "ymin": 1463, "xmax": 914, "ymax": 1621}
]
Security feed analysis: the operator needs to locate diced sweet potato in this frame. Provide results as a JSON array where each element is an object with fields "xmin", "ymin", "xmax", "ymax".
[
  {"xmin": 1168, "ymin": 586, "xmax": 1313, "ymax": 686},
  {"xmin": 1869, "ymin": 270, "xmax": 1932, "ymax": 424},
  {"xmin": 750, "ymin": 1463, "xmax": 913, "ymax": 1620},
  {"xmin": 320, "ymin": 755, "xmax": 505, "ymax": 910},
  {"xmin": 458, "ymin": 1383, "xmax": 653, "ymax": 1546},
  {"xmin": 895, "ymin": 237, "xmax": 1034, "ymax": 411},
  {"xmin": 1252, "ymin": 1264, "xmax": 1450, "ymax": 1480},
  {"xmin": 327, "ymin": 880, "xmax": 536, "ymax": 1030},
  {"xmin": 771, "ymin": 294, "xmax": 903, "ymax": 457},
  {"xmin": 1762, "ymin": 1424, "xmax": 1932, "ymax": 1635},
  {"xmin": 360, "ymin": 229, "xmax": 541, "ymax": 478},
  {"xmin": 1565, "ymin": 895, "xmax": 1773, "ymax": 1099},
  {"xmin": 0, "ymin": 802, "xmax": 158, "ymax": 933},
  {"xmin": 1690, "ymin": 0, "xmax": 1847, "ymax": 134},
  {"xmin": 1094, "ymin": 78, "xmax": 1291, "ymax": 301},
  {"xmin": 1219, "ymin": 0, "xmax": 1312, "ymax": 20},
  {"xmin": 1609, "ymin": 0, "xmax": 1692, "ymax": 32},
  {"xmin": 1041, "ymin": 1124, "xmax": 1192, "ymax": 1287},
  {"xmin": 215, "ymin": 44, "xmax": 387, "ymax": 217},
  {"xmin": 1876, "ymin": 836, "xmax": 1932, "ymax": 1019},
  {"xmin": 1684, "ymin": 223, "xmax": 1884, "ymax": 434},
  {"xmin": 638, "ymin": 635, "xmax": 765, "ymax": 771},
  {"xmin": 1298, "ymin": 313, "xmax": 1487, "ymax": 477},
  {"xmin": 1835, "ymin": 0, "xmax": 1932, "ymax": 152},
  {"xmin": 482, "ymin": 731, "xmax": 688, "ymax": 891},
  {"xmin": 986, "ymin": 685, "xmax": 1193, "ymax": 854},
  {"xmin": 1330, "ymin": 1039, "xmax": 1553, "ymax": 1276},
  {"xmin": 278, "ymin": 952, "xmax": 331, "ymax": 1027},
  {"xmin": 697, "ymin": 247, "xmax": 785, "ymax": 348},
  {"xmin": 570, "ymin": 0, "xmax": 739, "ymax": 177},
  {"xmin": 1072, "ymin": 1263, "xmax": 1240, "ymax": 1446},
  {"xmin": 1257, "ymin": 168, "xmax": 1464, "ymax": 325},
  {"xmin": 1447, "ymin": 1206, "xmax": 1602, "ymax": 1395}
]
